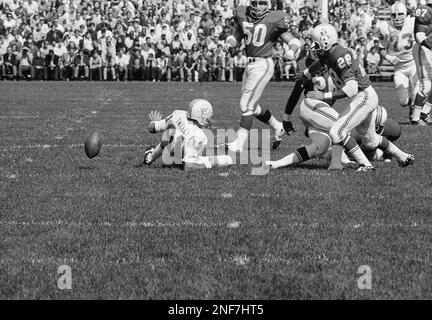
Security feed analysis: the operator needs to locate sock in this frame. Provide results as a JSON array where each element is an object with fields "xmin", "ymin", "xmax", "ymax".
[
  {"xmin": 378, "ymin": 136, "xmax": 407, "ymax": 163},
  {"xmin": 255, "ymin": 109, "xmax": 271, "ymax": 123},
  {"xmin": 270, "ymin": 147, "xmax": 308, "ymax": 169},
  {"xmin": 267, "ymin": 115, "xmax": 282, "ymax": 131},
  {"xmin": 229, "ymin": 115, "xmax": 253, "ymax": 150},
  {"xmin": 421, "ymin": 101, "xmax": 431, "ymax": 115},
  {"xmin": 412, "ymin": 93, "xmax": 426, "ymax": 121},
  {"xmin": 341, "ymin": 136, "xmax": 372, "ymax": 167},
  {"xmin": 235, "ymin": 127, "xmax": 249, "ymax": 148},
  {"xmin": 329, "ymin": 145, "xmax": 344, "ymax": 167},
  {"xmin": 148, "ymin": 143, "xmax": 163, "ymax": 163}
]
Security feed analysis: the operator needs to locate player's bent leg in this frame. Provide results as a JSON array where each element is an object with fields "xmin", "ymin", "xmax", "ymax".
[
  {"xmin": 229, "ymin": 59, "xmax": 277, "ymax": 152},
  {"xmin": 183, "ymin": 155, "xmax": 234, "ymax": 170},
  {"xmin": 359, "ymin": 116, "xmax": 413, "ymax": 167},
  {"xmin": 394, "ymin": 70, "xmax": 411, "ymax": 108},
  {"xmin": 266, "ymin": 130, "xmax": 331, "ymax": 170}
]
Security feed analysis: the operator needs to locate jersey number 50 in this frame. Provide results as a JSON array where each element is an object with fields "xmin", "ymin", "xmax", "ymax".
[{"xmin": 242, "ymin": 22, "xmax": 267, "ymax": 46}]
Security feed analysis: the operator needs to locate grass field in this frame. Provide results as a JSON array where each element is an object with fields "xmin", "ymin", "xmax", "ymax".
[{"xmin": 1, "ymin": 81, "xmax": 432, "ymax": 300}]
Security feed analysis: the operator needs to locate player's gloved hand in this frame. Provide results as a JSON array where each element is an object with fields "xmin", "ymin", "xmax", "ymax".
[
  {"xmin": 306, "ymin": 90, "xmax": 325, "ymax": 101},
  {"xmin": 283, "ymin": 120, "xmax": 295, "ymax": 136},
  {"xmin": 294, "ymin": 71, "xmax": 308, "ymax": 83},
  {"xmin": 149, "ymin": 110, "xmax": 162, "ymax": 122}
]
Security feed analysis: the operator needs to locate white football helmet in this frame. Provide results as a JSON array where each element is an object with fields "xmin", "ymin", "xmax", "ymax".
[
  {"xmin": 391, "ymin": 2, "xmax": 407, "ymax": 28},
  {"xmin": 249, "ymin": 0, "xmax": 271, "ymax": 20},
  {"xmin": 187, "ymin": 99, "xmax": 213, "ymax": 127},
  {"xmin": 311, "ymin": 24, "xmax": 338, "ymax": 56}
]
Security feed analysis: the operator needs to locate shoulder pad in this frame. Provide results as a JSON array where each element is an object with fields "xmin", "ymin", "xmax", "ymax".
[
  {"xmin": 267, "ymin": 10, "xmax": 287, "ymax": 23},
  {"xmin": 329, "ymin": 44, "xmax": 350, "ymax": 59}
]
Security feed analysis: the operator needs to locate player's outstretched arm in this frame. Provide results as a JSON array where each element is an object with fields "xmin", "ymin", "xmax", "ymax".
[{"xmin": 148, "ymin": 110, "xmax": 168, "ymax": 133}]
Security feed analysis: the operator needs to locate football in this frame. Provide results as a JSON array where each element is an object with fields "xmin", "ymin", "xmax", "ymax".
[{"xmin": 84, "ymin": 131, "xmax": 102, "ymax": 158}]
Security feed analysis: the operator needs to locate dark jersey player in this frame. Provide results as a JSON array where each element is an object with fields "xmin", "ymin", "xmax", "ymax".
[
  {"xmin": 296, "ymin": 23, "xmax": 414, "ymax": 171},
  {"xmin": 224, "ymin": 0, "xmax": 300, "ymax": 152},
  {"xmin": 412, "ymin": 0, "xmax": 432, "ymax": 124}
]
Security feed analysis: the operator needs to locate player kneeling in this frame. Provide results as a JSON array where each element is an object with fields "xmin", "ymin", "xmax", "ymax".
[{"xmin": 143, "ymin": 99, "xmax": 233, "ymax": 170}]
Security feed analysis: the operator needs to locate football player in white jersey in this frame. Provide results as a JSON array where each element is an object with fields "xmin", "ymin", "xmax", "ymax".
[
  {"xmin": 379, "ymin": 2, "xmax": 426, "ymax": 123},
  {"xmin": 143, "ymin": 99, "xmax": 233, "ymax": 170}
]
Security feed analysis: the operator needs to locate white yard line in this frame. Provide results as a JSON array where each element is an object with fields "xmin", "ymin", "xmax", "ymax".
[{"xmin": 0, "ymin": 220, "xmax": 430, "ymax": 229}]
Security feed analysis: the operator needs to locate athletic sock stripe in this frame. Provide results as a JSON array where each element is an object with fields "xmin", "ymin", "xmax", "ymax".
[
  {"xmin": 294, "ymin": 150, "xmax": 303, "ymax": 162},
  {"xmin": 346, "ymin": 145, "xmax": 360, "ymax": 155},
  {"xmin": 337, "ymin": 89, "xmax": 369, "ymax": 140}
]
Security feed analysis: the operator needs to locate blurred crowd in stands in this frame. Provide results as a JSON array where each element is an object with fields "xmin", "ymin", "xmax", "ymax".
[{"xmin": 0, "ymin": 0, "xmax": 405, "ymax": 82}]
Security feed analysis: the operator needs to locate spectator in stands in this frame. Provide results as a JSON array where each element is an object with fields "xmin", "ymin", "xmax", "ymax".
[
  {"xmin": 129, "ymin": 49, "xmax": 144, "ymax": 80},
  {"xmin": 272, "ymin": 42, "xmax": 285, "ymax": 81},
  {"xmin": 2, "ymin": 46, "xmax": 18, "ymax": 79},
  {"xmin": 366, "ymin": 46, "xmax": 381, "ymax": 75},
  {"xmin": 184, "ymin": 52, "xmax": 197, "ymax": 82},
  {"xmin": 74, "ymin": 49, "xmax": 90, "ymax": 80},
  {"xmin": 156, "ymin": 51, "xmax": 169, "ymax": 81},
  {"xmin": 103, "ymin": 52, "xmax": 116, "ymax": 81},
  {"xmin": 168, "ymin": 49, "xmax": 184, "ymax": 82},
  {"xmin": 89, "ymin": 50, "xmax": 102, "ymax": 80},
  {"xmin": 115, "ymin": 47, "xmax": 129, "ymax": 81},
  {"xmin": 196, "ymin": 53, "xmax": 207, "ymax": 82},
  {"xmin": 233, "ymin": 50, "xmax": 246, "ymax": 82},
  {"xmin": 17, "ymin": 47, "xmax": 34, "ymax": 80},
  {"xmin": 44, "ymin": 49, "xmax": 59, "ymax": 80},
  {"xmin": 46, "ymin": 23, "xmax": 63, "ymax": 43},
  {"xmin": 33, "ymin": 49, "xmax": 45, "ymax": 80},
  {"xmin": 144, "ymin": 52, "xmax": 156, "ymax": 81}
]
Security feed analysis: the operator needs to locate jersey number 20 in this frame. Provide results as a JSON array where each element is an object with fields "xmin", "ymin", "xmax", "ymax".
[{"xmin": 242, "ymin": 22, "xmax": 267, "ymax": 46}]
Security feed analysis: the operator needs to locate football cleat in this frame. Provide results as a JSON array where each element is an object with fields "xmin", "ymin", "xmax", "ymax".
[
  {"xmin": 357, "ymin": 164, "xmax": 375, "ymax": 172},
  {"xmin": 420, "ymin": 113, "xmax": 432, "ymax": 125},
  {"xmin": 143, "ymin": 146, "xmax": 155, "ymax": 166},
  {"xmin": 282, "ymin": 120, "xmax": 295, "ymax": 135},
  {"xmin": 265, "ymin": 160, "xmax": 276, "ymax": 169},
  {"xmin": 399, "ymin": 154, "xmax": 415, "ymax": 167},
  {"xmin": 411, "ymin": 119, "xmax": 427, "ymax": 126},
  {"xmin": 272, "ymin": 126, "xmax": 285, "ymax": 150}
]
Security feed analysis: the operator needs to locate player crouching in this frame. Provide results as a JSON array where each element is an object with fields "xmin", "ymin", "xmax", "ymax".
[{"xmin": 143, "ymin": 99, "xmax": 233, "ymax": 170}]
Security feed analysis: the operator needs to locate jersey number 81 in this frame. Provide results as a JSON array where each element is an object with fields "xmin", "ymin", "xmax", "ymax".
[{"xmin": 242, "ymin": 22, "xmax": 267, "ymax": 47}]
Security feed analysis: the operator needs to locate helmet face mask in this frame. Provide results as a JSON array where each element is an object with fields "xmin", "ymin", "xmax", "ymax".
[
  {"xmin": 187, "ymin": 99, "xmax": 214, "ymax": 128},
  {"xmin": 249, "ymin": 0, "xmax": 271, "ymax": 19},
  {"xmin": 310, "ymin": 41, "xmax": 323, "ymax": 59},
  {"xmin": 391, "ymin": 3, "xmax": 406, "ymax": 28}
]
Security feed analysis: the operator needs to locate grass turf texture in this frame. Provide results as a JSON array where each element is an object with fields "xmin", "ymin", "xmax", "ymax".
[{"xmin": 0, "ymin": 81, "xmax": 431, "ymax": 299}]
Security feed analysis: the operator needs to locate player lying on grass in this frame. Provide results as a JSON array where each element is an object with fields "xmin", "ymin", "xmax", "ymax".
[
  {"xmin": 265, "ymin": 75, "xmax": 403, "ymax": 170},
  {"xmin": 143, "ymin": 99, "xmax": 233, "ymax": 170}
]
